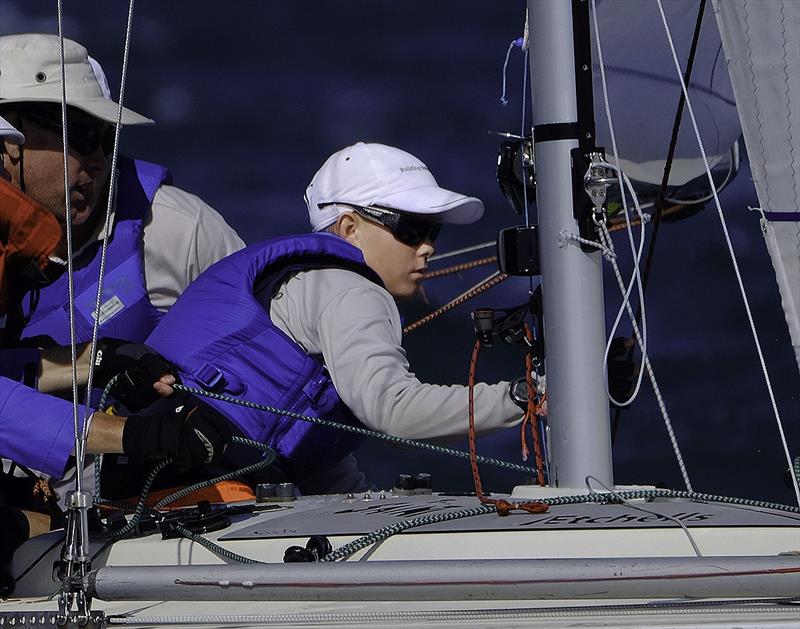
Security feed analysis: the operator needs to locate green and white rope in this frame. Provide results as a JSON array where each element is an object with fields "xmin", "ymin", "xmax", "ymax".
[
  {"xmin": 173, "ymin": 383, "xmax": 536, "ymax": 475},
  {"xmin": 322, "ymin": 488, "xmax": 800, "ymax": 562}
]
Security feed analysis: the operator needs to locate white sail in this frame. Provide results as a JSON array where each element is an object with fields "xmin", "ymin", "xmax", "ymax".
[
  {"xmin": 594, "ymin": 0, "xmax": 741, "ymax": 188},
  {"xmin": 713, "ymin": 0, "xmax": 800, "ymax": 374}
]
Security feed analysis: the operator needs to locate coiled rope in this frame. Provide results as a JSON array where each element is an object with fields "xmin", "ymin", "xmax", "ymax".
[{"xmin": 467, "ymin": 338, "xmax": 547, "ymax": 516}]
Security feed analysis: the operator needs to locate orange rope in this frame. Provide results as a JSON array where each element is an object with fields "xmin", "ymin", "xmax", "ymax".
[
  {"xmin": 422, "ymin": 256, "xmax": 498, "ymax": 280},
  {"xmin": 522, "ymin": 326, "xmax": 546, "ymax": 485},
  {"xmin": 403, "ymin": 273, "xmax": 508, "ymax": 335},
  {"xmin": 467, "ymin": 339, "xmax": 548, "ymax": 516}
]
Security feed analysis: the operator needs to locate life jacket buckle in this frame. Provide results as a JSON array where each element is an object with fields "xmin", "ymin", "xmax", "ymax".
[
  {"xmin": 196, "ymin": 363, "xmax": 227, "ymax": 392},
  {"xmin": 302, "ymin": 372, "xmax": 335, "ymax": 411}
]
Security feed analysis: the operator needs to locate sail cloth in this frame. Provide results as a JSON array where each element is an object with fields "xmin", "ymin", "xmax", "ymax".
[
  {"xmin": 592, "ymin": 0, "xmax": 741, "ymax": 189},
  {"xmin": 713, "ymin": 0, "xmax": 800, "ymax": 374}
]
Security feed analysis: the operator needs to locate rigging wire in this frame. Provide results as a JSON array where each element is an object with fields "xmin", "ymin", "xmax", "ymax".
[
  {"xmin": 428, "ymin": 240, "xmax": 495, "ymax": 263},
  {"xmin": 80, "ymin": 0, "xmax": 138, "ymax": 457},
  {"xmin": 655, "ymin": 0, "xmax": 800, "ymax": 508},
  {"xmin": 55, "ymin": 0, "xmax": 82, "ymax": 494},
  {"xmin": 596, "ymin": 220, "xmax": 693, "ymax": 492}
]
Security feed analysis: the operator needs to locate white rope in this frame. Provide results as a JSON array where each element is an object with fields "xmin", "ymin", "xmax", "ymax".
[
  {"xmin": 656, "ymin": 0, "xmax": 800, "ymax": 507},
  {"xmin": 585, "ymin": 475, "xmax": 702, "ymax": 557},
  {"xmin": 589, "ymin": 0, "xmax": 649, "ymax": 407},
  {"xmin": 597, "ymin": 223, "xmax": 693, "ymax": 492},
  {"xmin": 79, "ymin": 0, "xmax": 137, "ymax": 459},
  {"xmin": 56, "ymin": 1, "xmax": 83, "ymax": 490},
  {"xmin": 558, "ymin": 230, "xmax": 615, "ymax": 260},
  {"xmin": 595, "ymin": 166, "xmax": 648, "ymax": 406},
  {"xmin": 499, "ymin": 39, "xmax": 516, "ymax": 106}
]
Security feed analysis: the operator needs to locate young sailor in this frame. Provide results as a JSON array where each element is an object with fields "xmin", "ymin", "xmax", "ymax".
[{"xmin": 146, "ymin": 142, "xmax": 525, "ymax": 493}]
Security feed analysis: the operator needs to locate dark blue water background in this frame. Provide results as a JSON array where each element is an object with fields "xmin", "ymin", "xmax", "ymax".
[{"xmin": 2, "ymin": 1, "xmax": 797, "ymax": 504}]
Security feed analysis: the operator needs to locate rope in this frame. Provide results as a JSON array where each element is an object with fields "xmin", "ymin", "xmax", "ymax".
[
  {"xmin": 93, "ymin": 436, "xmax": 276, "ymax": 545},
  {"xmin": 558, "ymin": 230, "xmax": 616, "ymax": 260},
  {"xmin": 585, "ymin": 476, "xmax": 702, "ymax": 558},
  {"xmin": 597, "ymin": 223, "xmax": 692, "ymax": 492},
  {"xmin": 467, "ymin": 339, "xmax": 548, "ymax": 517},
  {"xmin": 104, "ymin": 599, "xmax": 800, "ymax": 625},
  {"xmin": 321, "ymin": 487, "xmax": 800, "ymax": 562},
  {"xmin": 599, "ymin": 0, "xmax": 706, "ymax": 447},
  {"xmin": 403, "ymin": 272, "xmax": 508, "ymax": 335},
  {"xmin": 422, "ymin": 256, "xmax": 498, "ymax": 280},
  {"xmin": 655, "ymin": 0, "xmax": 800, "ymax": 508},
  {"xmin": 172, "ymin": 383, "xmax": 536, "ymax": 475},
  {"xmin": 499, "ymin": 39, "xmax": 517, "ymax": 106},
  {"xmin": 522, "ymin": 326, "xmax": 546, "ymax": 484}
]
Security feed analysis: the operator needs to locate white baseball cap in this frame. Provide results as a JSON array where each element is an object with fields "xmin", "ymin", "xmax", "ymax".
[
  {"xmin": 0, "ymin": 34, "xmax": 153, "ymax": 125},
  {"xmin": 304, "ymin": 142, "xmax": 484, "ymax": 231},
  {"xmin": 0, "ymin": 114, "xmax": 24, "ymax": 144}
]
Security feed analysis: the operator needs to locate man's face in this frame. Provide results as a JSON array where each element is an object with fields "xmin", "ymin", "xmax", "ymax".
[
  {"xmin": 347, "ymin": 213, "xmax": 436, "ymax": 299},
  {"xmin": 3, "ymin": 106, "xmax": 111, "ymax": 228}
]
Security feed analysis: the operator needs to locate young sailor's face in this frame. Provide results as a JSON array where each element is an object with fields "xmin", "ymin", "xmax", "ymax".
[{"xmin": 351, "ymin": 214, "xmax": 435, "ymax": 299}]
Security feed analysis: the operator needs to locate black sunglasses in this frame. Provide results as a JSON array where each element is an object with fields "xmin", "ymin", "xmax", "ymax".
[
  {"xmin": 22, "ymin": 110, "xmax": 114, "ymax": 157},
  {"xmin": 319, "ymin": 202, "xmax": 442, "ymax": 247}
]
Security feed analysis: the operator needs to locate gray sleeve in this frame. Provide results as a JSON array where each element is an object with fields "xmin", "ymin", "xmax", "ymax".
[
  {"xmin": 272, "ymin": 269, "xmax": 522, "ymax": 440},
  {"xmin": 142, "ymin": 185, "xmax": 245, "ymax": 310}
]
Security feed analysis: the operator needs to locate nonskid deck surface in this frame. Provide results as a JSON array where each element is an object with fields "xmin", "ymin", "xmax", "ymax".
[{"xmin": 218, "ymin": 492, "xmax": 800, "ymax": 539}]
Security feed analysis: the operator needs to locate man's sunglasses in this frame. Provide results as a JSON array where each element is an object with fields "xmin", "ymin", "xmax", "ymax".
[
  {"xmin": 22, "ymin": 110, "xmax": 113, "ymax": 157},
  {"xmin": 319, "ymin": 202, "xmax": 442, "ymax": 247}
]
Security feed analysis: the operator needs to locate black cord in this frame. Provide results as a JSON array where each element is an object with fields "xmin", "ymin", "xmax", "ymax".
[{"xmin": 613, "ymin": 0, "xmax": 708, "ymax": 444}]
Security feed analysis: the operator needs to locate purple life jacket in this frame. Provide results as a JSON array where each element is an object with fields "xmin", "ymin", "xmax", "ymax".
[
  {"xmin": 20, "ymin": 157, "xmax": 170, "ymax": 345},
  {"xmin": 145, "ymin": 234, "xmax": 384, "ymax": 476}
]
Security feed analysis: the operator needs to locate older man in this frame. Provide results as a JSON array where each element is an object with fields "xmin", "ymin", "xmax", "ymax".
[
  {"xmin": 0, "ymin": 33, "xmax": 244, "ymax": 466},
  {"xmin": 0, "ymin": 112, "xmax": 231, "ymax": 595},
  {"xmin": 0, "ymin": 34, "xmax": 244, "ymax": 347},
  {"xmin": 0, "ymin": 34, "xmax": 245, "ymax": 556},
  {"xmin": 146, "ymin": 142, "xmax": 524, "ymax": 494}
]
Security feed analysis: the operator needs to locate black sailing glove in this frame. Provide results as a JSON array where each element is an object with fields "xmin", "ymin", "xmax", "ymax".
[
  {"xmin": 94, "ymin": 337, "xmax": 178, "ymax": 412},
  {"xmin": 607, "ymin": 336, "xmax": 637, "ymax": 407},
  {"xmin": 121, "ymin": 392, "xmax": 231, "ymax": 472}
]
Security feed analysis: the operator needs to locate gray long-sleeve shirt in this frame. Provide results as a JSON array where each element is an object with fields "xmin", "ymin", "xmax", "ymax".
[{"xmin": 270, "ymin": 268, "xmax": 522, "ymax": 440}]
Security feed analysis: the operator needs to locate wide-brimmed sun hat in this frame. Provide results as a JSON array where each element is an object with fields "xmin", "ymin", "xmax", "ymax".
[{"xmin": 0, "ymin": 33, "xmax": 153, "ymax": 125}]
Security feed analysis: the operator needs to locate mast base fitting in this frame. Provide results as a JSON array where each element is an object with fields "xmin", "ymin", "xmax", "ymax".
[{"xmin": 497, "ymin": 226, "xmax": 540, "ymax": 276}]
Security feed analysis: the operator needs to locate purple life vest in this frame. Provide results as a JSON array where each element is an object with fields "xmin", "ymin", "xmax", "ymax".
[
  {"xmin": 20, "ymin": 157, "xmax": 170, "ymax": 345},
  {"xmin": 145, "ymin": 234, "xmax": 384, "ymax": 476}
]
